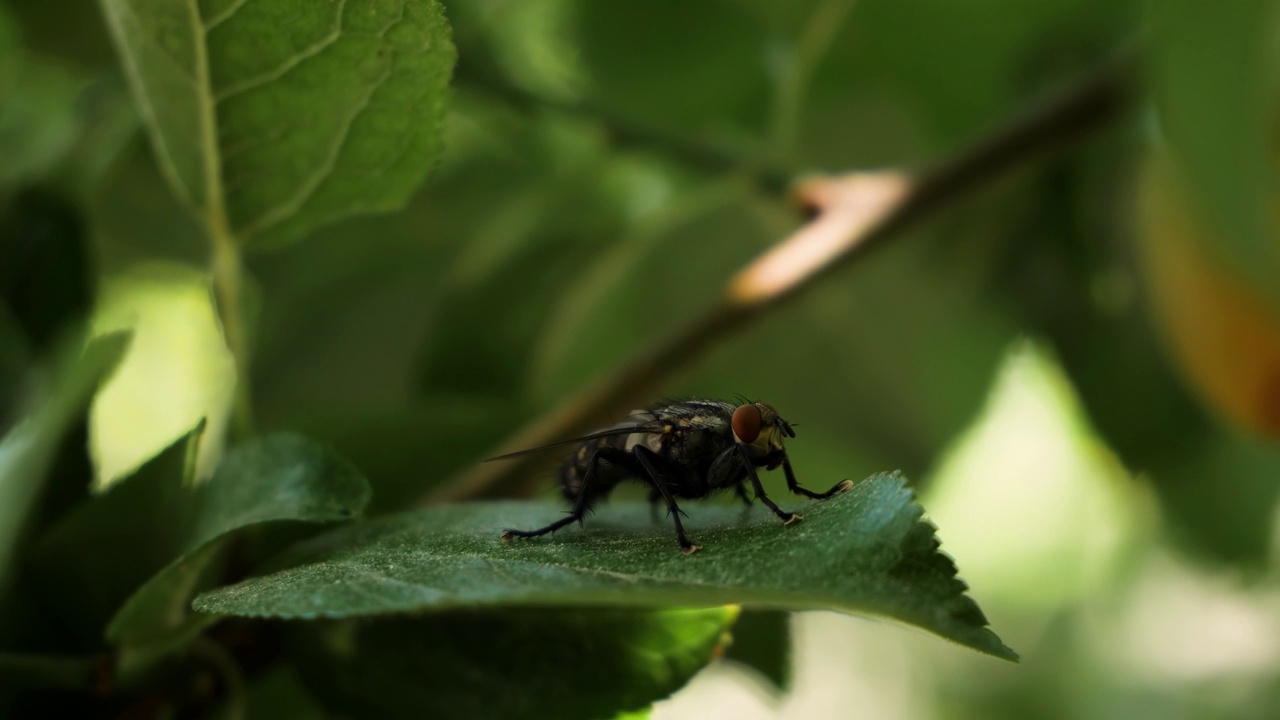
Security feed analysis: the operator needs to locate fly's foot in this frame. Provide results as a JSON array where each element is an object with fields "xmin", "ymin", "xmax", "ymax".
[
  {"xmin": 793, "ymin": 478, "xmax": 856, "ymax": 501},
  {"xmin": 783, "ymin": 512, "xmax": 803, "ymax": 525},
  {"xmin": 681, "ymin": 542, "xmax": 703, "ymax": 556},
  {"xmin": 500, "ymin": 528, "xmax": 542, "ymax": 543},
  {"xmin": 828, "ymin": 479, "xmax": 855, "ymax": 496}
]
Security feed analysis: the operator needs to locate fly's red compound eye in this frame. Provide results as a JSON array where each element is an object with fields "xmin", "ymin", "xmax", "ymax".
[{"xmin": 732, "ymin": 404, "xmax": 762, "ymax": 443}]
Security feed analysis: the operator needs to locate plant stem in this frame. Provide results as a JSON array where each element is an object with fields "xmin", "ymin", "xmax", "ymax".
[
  {"xmin": 421, "ymin": 55, "xmax": 1136, "ymax": 506},
  {"xmin": 771, "ymin": 0, "xmax": 857, "ymax": 156},
  {"xmin": 210, "ymin": 224, "xmax": 254, "ymax": 439},
  {"xmin": 191, "ymin": 0, "xmax": 253, "ymax": 441}
]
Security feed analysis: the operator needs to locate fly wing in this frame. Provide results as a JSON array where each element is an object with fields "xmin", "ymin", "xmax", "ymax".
[{"xmin": 484, "ymin": 420, "xmax": 664, "ymax": 461}]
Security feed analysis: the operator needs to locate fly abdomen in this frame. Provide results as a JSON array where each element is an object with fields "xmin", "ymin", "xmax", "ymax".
[{"xmin": 557, "ymin": 428, "xmax": 636, "ymax": 503}]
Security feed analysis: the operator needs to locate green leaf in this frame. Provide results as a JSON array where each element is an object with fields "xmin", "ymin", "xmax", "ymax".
[
  {"xmin": 723, "ymin": 609, "xmax": 791, "ymax": 691},
  {"xmin": 107, "ymin": 433, "xmax": 372, "ymax": 646},
  {"xmin": 99, "ymin": 0, "xmax": 456, "ymax": 249},
  {"xmin": 285, "ymin": 607, "xmax": 735, "ymax": 720},
  {"xmin": 0, "ymin": 332, "xmax": 130, "ymax": 594},
  {"xmin": 33, "ymin": 428, "xmax": 205, "ymax": 642},
  {"xmin": 0, "ymin": 8, "xmax": 19, "ymax": 107},
  {"xmin": 0, "ymin": 6, "xmax": 14, "ymax": 73},
  {"xmin": 575, "ymin": 0, "xmax": 770, "ymax": 130},
  {"xmin": 1147, "ymin": 0, "xmax": 1280, "ymax": 314},
  {"xmin": 89, "ymin": 262, "xmax": 237, "ymax": 488},
  {"xmin": 194, "ymin": 472, "xmax": 1016, "ymax": 661},
  {"xmin": 32, "ymin": 431, "xmax": 370, "ymax": 647},
  {"xmin": 0, "ymin": 190, "xmax": 93, "ymax": 350},
  {"xmin": 0, "ymin": 651, "xmax": 101, "ymax": 691},
  {"xmin": 0, "ymin": 58, "xmax": 82, "ymax": 185}
]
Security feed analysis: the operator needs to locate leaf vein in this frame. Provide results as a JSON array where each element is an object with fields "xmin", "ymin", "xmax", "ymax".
[
  {"xmin": 100, "ymin": 0, "xmax": 199, "ymax": 209},
  {"xmin": 235, "ymin": 59, "xmax": 395, "ymax": 241},
  {"xmin": 202, "ymin": 0, "xmax": 251, "ymax": 31},
  {"xmin": 212, "ymin": 0, "xmax": 347, "ymax": 103},
  {"xmin": 114, "ymin": 1, "xmax": 200, "ymax": 83}
]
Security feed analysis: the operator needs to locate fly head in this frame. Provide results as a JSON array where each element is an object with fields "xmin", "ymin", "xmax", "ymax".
[{"xmin": 731, "ymin": 401, "xmax": 795, "ymax": 469}]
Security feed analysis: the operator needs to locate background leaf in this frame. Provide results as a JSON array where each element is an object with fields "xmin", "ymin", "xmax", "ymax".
[
  {"xmin": 1147, "ymin": 0, "xmax": 1280, "ymax": 315},
  {"xmin": 284, "ymin": 607, "xmax": 735, "ymax": 720},
  {"xmin": 99, "ymin": 0, "xmax": 456, "ymax": 249},
  {"xmin": 32, "ymin": 429, "xmax": 204, "ymax": 643},
  {"xmin": 32, "ymin": 431, "xmax": 370, "ymax": 649},
  {"xmin": 0, "ymin": 651, "xmax": 101, "ymax": 691},
  {"xmin": 0, "ymin": 52, "xmax": 81, "ymax": 186},
  {"xmin": 106, "ymin": 432, "xmax": 372, "ymax": 648},
  {"xmin": 0, "ymin": 332, "xmax": 129, "ymax": 596},
  {"xmin": 194, "ymin": 472, "xmax": 1016, "ymax": 661},
  {"xmin": 88, "ymin": 262, "xmax": 236, "ymax": 487},
  {"xmin": 722, "ymin": 609, "xmax": 791, "ymax": 691}
]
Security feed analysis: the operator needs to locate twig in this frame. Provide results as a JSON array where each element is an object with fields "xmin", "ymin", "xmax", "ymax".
[
  {"xmin": 423, "ymin": 58, "xmax": 1134, "ymax": 505},
  {"xmin": 452, "ymin": 64, "xmax": 797, "ymax": 194}
]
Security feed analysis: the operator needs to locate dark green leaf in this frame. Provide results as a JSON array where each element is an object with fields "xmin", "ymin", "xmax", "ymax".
[
  {"xmin": 0, "ymin": 332, "xmax": 130, "ymax": 594},
  {"xmin": 32, "ymin": 429, "xmax": 199, "ymax": 642},
  {"xmin": 0, "ymin": 58, "xmax": 82, "ymax": 185},
  {"xmin": 240, "ymin": 666, "xmax": 328, "ymax": 720},
  {"xmin": 0, "ymin": 7, "xmax": 17, "ymax": 94},
  {"xmin": 1153, "ymin": 424, "xmax": 1280, "ymax": 566},
  {"xmin": 0, "ymin": 651, "xmax": 101, "ymax": 691},
  {"xmin": 106, "ymin": 433, "xmax": 372, "ymax": 645},
  {"xmin": 723, "ymin": 609, "xmax": 791, "ymax": 691},
  {"xmin": 1147, "ymin": 0, "xmax": 1280, "ymax": 314},
  {"xmin": 286, "ymin": 607, "xmax": 735, "ymax": 720},
  {"xmin": 194, "ymin": 472, "xmax": 1016, "ymax": 661},
  {"xmin": 33, "ymin": 432, "xmax": 370, "ymax": 647},
  {"xmin": 576, "ymin": 0, "xmax": 770, "ymax": 131},
  {"xmin": 99, "ymin": 0, "xmax": 456, "ymax": 249},
  {"xmin": 0, "ymin": 189, "xmax": 92, "ymax": 349},
  {"xmin": 3, "ymin": 0, "xmax": 117, "ymax": 70}
]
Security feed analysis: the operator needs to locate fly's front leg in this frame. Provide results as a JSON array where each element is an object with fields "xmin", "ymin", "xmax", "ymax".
[
  {"xmin": 781, "ymin": 453, "xmax": 854, "ymax": 500},
  {"xmin": 737, "ymin": 446, "xmax": 801, "ymax": 525},
  {"xmin": 632, "ymin": 446, "xmax": 700, "ymax": 555}
]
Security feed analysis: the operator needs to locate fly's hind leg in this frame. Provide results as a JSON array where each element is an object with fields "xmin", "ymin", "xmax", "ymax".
[
  {"xmin": 500, "ymin": 447, "xmax": 630, "ymax": 543},
  {"xmin": 631, "ymin": 446, "xmax": 700, "ymax": 555}
]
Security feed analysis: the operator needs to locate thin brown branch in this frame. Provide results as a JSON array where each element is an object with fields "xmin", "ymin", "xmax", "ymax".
[
  {"xmin": 453, "ymin": 65, "xmax": 796, "ymax": 194},
  {"xmin": 422, "ymin": 58, "xmax": 1135, "ymax": 505}
]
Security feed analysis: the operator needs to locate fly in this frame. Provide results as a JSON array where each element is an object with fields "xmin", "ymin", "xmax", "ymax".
[{"xmin": 490, "ymin": 398, "xmax": 853, "ymax": 555}]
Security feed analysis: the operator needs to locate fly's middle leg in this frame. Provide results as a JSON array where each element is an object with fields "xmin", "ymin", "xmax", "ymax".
[{"xmin": 632, "ymin": 446, "xmax": 700, "ymax": 555}]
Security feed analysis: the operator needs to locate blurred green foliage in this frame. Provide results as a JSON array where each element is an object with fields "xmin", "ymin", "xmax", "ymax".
[{"xmin": 3, "ymin": 0, "xmax": 1280, "ymax": 717}]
